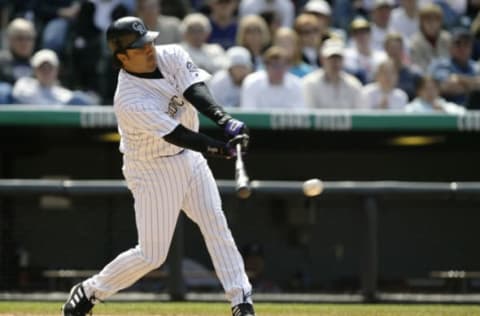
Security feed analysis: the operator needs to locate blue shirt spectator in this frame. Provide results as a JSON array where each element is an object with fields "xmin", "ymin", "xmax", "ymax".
[
  {"xmin": 206, "ymin": 0, "xmax": 238, "ymax": 50},
  {"xmin": 209, "ymin": 19, "xmax": 238, "ymax": 50},
  {"xmin": 429, "ymin": 28, "xmax": 480, "ymax": 106}
]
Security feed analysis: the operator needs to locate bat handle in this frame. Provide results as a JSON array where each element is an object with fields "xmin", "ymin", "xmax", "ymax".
[{"xmin": 236, "ymin": 143, "xmax": 242, "ymax": 158}]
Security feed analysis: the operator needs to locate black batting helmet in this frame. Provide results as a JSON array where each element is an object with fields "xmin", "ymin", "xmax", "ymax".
[{"xmin": 106, "ymin": 16, "xmax": 159, "ymax": 54}]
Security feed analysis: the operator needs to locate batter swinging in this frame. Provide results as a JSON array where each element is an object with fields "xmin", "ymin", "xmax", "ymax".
[{"xmin": 62, "ymin": 16, "xmax": 254, "ymax": 316}]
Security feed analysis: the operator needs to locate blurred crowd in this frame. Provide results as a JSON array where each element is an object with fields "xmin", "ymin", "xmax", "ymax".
[{"xmin": 1, "ymin": 0, "xmax": 480, "ymax": 113}]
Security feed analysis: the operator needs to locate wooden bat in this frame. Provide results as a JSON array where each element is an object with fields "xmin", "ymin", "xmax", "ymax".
[{"xmin": 235, "ymin": 143, "xmax": 251, "ymax": 199}]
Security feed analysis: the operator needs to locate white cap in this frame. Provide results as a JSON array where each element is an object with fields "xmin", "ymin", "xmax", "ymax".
[
  {"xmin": 31, "ymin": 49, "xmax": 59, "ymax": 68},
  {"xmin": 321, "ymin": 38, "xmax": 344, "ymax": 58},
  {"xmin": 374, "ymin": 0, "xmax": 395, "ymax": 8},
  {"xmin": 304, "ymin": 0, "xmax": 331, "ymax": 16},
  {"xmin": 226, "ymin": 46, "xmax": 252, "ymax": 69}
]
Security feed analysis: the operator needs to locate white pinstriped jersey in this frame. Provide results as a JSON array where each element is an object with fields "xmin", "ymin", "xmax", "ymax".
[{"xmin": 114, "ymin": 45, "xmax": 208, "ymax": 161}]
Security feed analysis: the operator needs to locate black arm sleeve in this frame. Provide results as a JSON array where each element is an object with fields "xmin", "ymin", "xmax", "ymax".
[
  {"xmin": 183, "ymin": 82, "xmax": 232, "ymax": 127},
  {"xmin": 164, "ymin": 124, "xmax": 227, "ymax": 156}
]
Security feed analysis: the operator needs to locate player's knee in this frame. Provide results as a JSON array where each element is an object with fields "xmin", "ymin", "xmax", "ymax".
[{"xmin": 136, "ymin": 248, "xmax": 167, "ymax": 270}]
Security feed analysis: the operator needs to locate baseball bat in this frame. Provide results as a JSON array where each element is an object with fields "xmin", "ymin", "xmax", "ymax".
[{"xmin": 235, "ymin": 143, "xmax": 251, "ymax": 199}]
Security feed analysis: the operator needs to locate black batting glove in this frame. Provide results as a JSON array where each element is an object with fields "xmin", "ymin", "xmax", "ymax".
[{"xmin": 205, "ymin": 134, "xmax": 249, "ymax": 159}]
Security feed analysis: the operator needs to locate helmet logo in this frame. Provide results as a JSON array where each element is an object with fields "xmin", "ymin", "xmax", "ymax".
[{"xmin": 132, "ymin": 21, "xmax": 147, "ymax": 35}]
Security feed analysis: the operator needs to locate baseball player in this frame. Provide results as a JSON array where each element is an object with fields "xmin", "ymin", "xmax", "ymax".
[{"xmin": 62, "ymin": 16, "xmax": 254, "ymax": 316}]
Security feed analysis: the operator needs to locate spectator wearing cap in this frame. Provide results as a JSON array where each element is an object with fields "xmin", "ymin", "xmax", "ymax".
[
  {"xmin": 236, "ymin": 15, "xmax": 271, "ymax": 70},
  {"xmin": 208, "ymin": 46, "xmax": 253, "ymax": 107},
  {"xmin": 406, "ymin": 75, "xmax": 465, "ymax": 114},
  {"xmin": 240, "ymin": 46, "xmax": 305, "ymax": 109},
  {"xmin": 180, "ymin": 13, "xmax": 227, "ymax": 74},
  {"xmin": 12, "ymin": 49, "xmax": 96, "ymax": 105},
  {"xmin": 273, "ymin": 27, "xmax": 314, "ymax": 78},
  {"xmin": 136, "ymin": 0, "xmax": 181, "ymax": 45},
  {"xmin": 344, "ymin": 17, "xmax": 387, "ymax": 84},
  {"xmin": 370, "ymin": 0, "xmax": 395, "ymax": 50},
  {"xmin": 384, "ymin": 32, "xmax": 422, "ymax": 100},
  {"xmin": 302, "ymin": 0, "xmax": 346, "ymax": 43},
  {"xmin": 361, "ymin": 58, "xmax": 408, "ymax": 110},
  {"xmin": 0, "ymin": 18, "xmax": 36, "ymax": 104},
  {"xmin": 410, "ymin": 4, "xmax": 451, "ymax": 72},
  {"xmin": 428, "ymin": 28, "xmax": 480, "ymax": 107},
  {"xmin": 389, "ymin": 0, "xmax": 419, "ymax": 44},
  {"xmin": 206, "ymin": 0, "xmax": 238, "ymax": 50},
  {"xmin": 302, "ymin": 39, "xmax": 363, "ymax": 109},
  {"xmin": 294, "ymin": 13, "xmax": 322, "ymax": 68},
  {"xmin": 238, "ymin": 0, "xmax": 295, "ymax": 27}
]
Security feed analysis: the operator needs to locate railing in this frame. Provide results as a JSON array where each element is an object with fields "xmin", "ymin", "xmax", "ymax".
[
  {"xmin": 1, "ymin": 179, "xmax": 479, "ymax": 301},
  {"xmin": 1, "ymin": 106, "xmax": 480, "ymax": 131}
]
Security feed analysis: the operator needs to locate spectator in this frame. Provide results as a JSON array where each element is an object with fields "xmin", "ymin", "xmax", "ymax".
[
  {"xmin": 361, "ymin": 59, "xmax": 408, "ymax": 110},
  {"xmin": 208, "ymin": 46, "xmax": 253, "ymax": 107},
  {"xmin": 12, "ymin": 49, "xmax": 96, "ymax": 105},
  {"xmin": 34, "ymin": 0, "xmax": 82, "ymax": 55},
  {"xmin": 429, "ymin": 28, "xmax": 480, "ymax": 107},
  {"xmin": 0, "ymin": 18, "xmax": 36, "ymax": 104},
  {"xmin": 273, "ymin": 27, "xmax": 314, "ymax": 78},
  {"xmin": 136, "ymin": 0, "xmax": 181, "ymax": 45},
  {"xmin": 302, "ymin": 38, "xmax": 363, "ymax": 109},
  {"xmin": 236, "ymin": 15, "xmax": 271, "ymax": 70},
  {"xmin": 369, "ymin": 0, "xmax": 395, "ymax": 50},
  {"xmin": 332, "ymin": 0, "xmax": 370, "ymax": 30},
  {"xmin": 206, "ymin": 0, "xmax": 238, "ymax": 49},
  {"xmin": 87, "ymin": 0, "xmax": 132, "ymax": 104},
  {"xmin": 410, "ymin": 3, "xmax": 451, "ymax": 72},
  {"xmin": 344, "ymin": 17, "xmax": 386, "ymax": 84},
  {"xmin": 238, "ymin": 0, "xmax": 295, "ymax": 27},
  {"xmin": 90, "ymin": 0, "xmax": 132, "ymax": 32},
  {"xmin": 433, "ymin": 0, "xmax": 467, "ymax": 28},
  {"xmin": 469, "ymin": 9, "xmax": 480, "ymax": 61},
  {"xmin": 69, "ymin": 1, "xmax": 102, "ymax": 94},
  {"xmin": 294, "ymin": 13, "xmax": 322, "ymax": 68},
  {"xmin": 180, "ymin": 13, "xmax": 227, "ymax": 74},
  {"xmin": 0, "ymin": 18, "xmax": 36, "ymax": 84},
  {"xmin": 302, "ymin": 0, "xmax": 346, "ymax": 42},
  {"xmin": 240, "ymin": 46, "xmax": 305, "ymax": 109},
  {"xmin": 384, "ymin": 32, "xmax": 422, "ymax": 100},
  {"xmin": 389, "ymin": 0, "xmax": 419, "ymax": 44},
  {"xmin": 406, "ymin": 76, "xmax": 465, "ymax": 114}
]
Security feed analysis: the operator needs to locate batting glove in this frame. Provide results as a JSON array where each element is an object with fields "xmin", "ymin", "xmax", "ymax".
[
  {"xmin": 206, "ymin": 135, "xmax": 249, "ymax": 159},
  {"xmin": 226, "ymin": 134, "xmax": 249, "ymax": 156},
  {"xmin": 224, "ymin": 118, "xmax": 249, "ymax": 138}
]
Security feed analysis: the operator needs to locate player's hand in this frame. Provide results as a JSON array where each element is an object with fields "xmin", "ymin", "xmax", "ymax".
[
  {"xmin": 224, "ymin": 118, "xmax": 249, "ymax": 139},
  {"xmin": 226, "ymin": 134, "xmax": 249, "ymax": 156},
  {"xmin": 206, "ymin": 134, "xmax": 249, "ymax": 159}
]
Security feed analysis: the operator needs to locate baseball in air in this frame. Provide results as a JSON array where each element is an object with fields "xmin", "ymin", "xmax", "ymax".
[{"xmin": 302, "ymin": 178, "xmax": 324, "ymax": 197}]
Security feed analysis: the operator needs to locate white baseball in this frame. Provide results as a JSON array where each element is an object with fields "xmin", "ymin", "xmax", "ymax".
[{"xmin": 302, "ymin": 178, "xmax": 324, "ymax": 197}]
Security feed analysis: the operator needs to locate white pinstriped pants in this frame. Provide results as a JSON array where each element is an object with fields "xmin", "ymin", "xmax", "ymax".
[{"xmin": 83, "ymin": 150, "xmax": 252, "ymax": 305}]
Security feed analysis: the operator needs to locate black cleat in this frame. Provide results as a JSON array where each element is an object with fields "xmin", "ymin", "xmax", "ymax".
[
  {"xmin": 232, "ymin": 303, "xmax": 255, "ymax": 316},
  {"xmin": 62, "ymin": 283, "xmax": 94, "ymax": 316}
]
